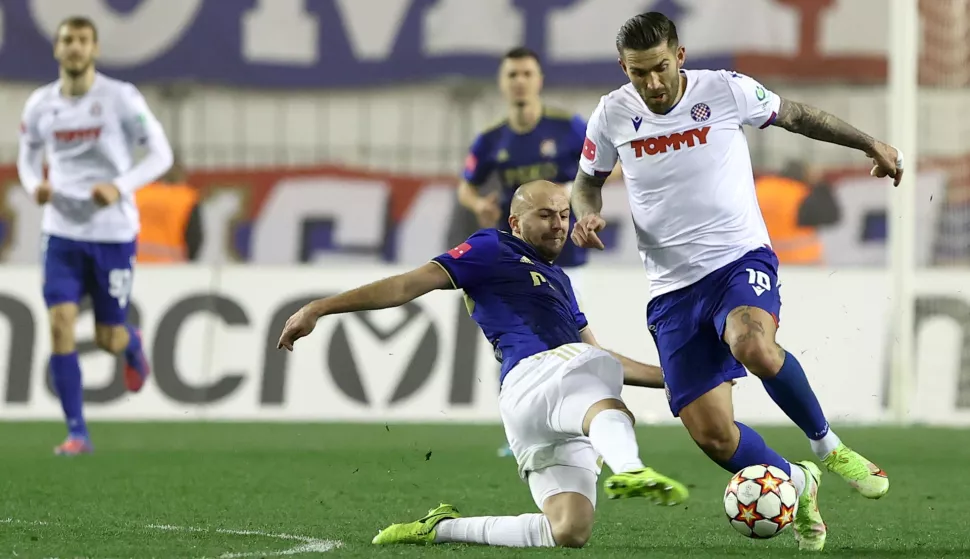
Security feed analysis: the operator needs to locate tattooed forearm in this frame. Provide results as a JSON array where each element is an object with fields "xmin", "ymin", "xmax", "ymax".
[
  {"xmin": 571, "ymin": 169, "xmax": 606, "ymax": 219},
  {"xmin": 772, "ymin": 98, "xmax": 875, "ymax": 153}
]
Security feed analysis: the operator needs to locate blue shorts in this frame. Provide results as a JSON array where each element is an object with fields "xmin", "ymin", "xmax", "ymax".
[
  {"xmin": 647, "ymin": 247, "xmax": 782, "ymax": 417},
  {"xmin": 42, "ymin": 235, "xmax": 136, "ymax": 325}
]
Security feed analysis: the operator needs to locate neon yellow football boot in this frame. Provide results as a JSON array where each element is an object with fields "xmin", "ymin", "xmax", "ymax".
[
  {"xmin": 793, "ymin": 461, "xmax": 826, "ymax": 552},
  {"xmin": 372, "ymin": 504, "xmax": 460, "ymax": 545},
  {"xmin": 603, "ymin": 467, "xmax": 689, "ymax": 505},
  {"xmin": 822, "ymin": 443, "xmax": 889, "ymax": 499}
]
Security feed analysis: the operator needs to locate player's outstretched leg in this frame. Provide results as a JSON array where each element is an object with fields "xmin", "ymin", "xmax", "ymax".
[
  {"xmin": 723, "ymin": 305, "xmax": 889, "ymax": 500},
  {"xmin": 48, "ymin": 304, "xmax": 93, "ymax": 456},
  {"xmin": 680, "ymin": 382, "xmax": 825, "ymax": 551},
  {"xmin": 374, "ymin": 466, "xmax": 601, "ymax": 548},
  {"xmin": 373, "ymin": 503, "xmax": 560, "ymax": 547}
]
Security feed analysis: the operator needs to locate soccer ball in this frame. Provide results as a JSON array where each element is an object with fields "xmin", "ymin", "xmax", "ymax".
[{"xmin": 723, "ymin": 464, "xmax": 797, "ymax": 539}]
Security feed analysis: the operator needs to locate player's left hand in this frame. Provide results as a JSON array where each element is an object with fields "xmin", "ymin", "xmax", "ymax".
[
  {"xmin": 277, "ymin": 305, "xmax": 320, "ymax": 351},
  {"xmin": 867, "ymin": 142, "xmax": 904, "ymax": 187},
  {"xmin": 91, "ymin": 183, "xmax": 121, "ymax": 206}
]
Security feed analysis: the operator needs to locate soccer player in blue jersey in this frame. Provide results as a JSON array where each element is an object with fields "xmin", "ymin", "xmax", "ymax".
[
  {"xmin": 278, "ymin": 180, "xmax": 688, "ymax": 549},
  {"xmin": 457, "ymin": 46, "xmax": 606, "ymax": 457}
]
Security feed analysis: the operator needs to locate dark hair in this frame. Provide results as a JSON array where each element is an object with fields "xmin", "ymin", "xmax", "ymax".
[
  {"xmin": 615, "ymin": 12, "xmax": 678, "ymax": 53},
  {"xmin": 57, "ymin": 16, "xmax": 98, "ymax": 42},
  {"xmin": 503, "ymin": 46, "xmax": 541, "ymax": 66}
]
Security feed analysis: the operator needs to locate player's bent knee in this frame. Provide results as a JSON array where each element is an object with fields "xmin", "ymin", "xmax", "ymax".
[
  {"xmin": 729, "ymin": 339, "xmax": 781, "ymax": 378},
  {"xmin": 542, "ymin": 492, "xmax": 594, "ymax": 548},
  {"xmin": 690, "ymin": 423, "xmax": 739, "ymax": 462},
  {"xmin": 94, "ymin": 325, "xmax": 128, "ymax": 354},
  {"xmin": 550, "ymin": 518, "xmax": 591, "ymax": 548},
  {"xmin": 679, "ymin": 383, "xmax": 738, "ymax": 462}
]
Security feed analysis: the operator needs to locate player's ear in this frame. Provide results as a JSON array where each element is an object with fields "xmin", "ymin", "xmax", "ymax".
[
  {"xmin": 508, "ymin": 214, "xmax": 519, "ymax": 234},
  {"xmin": 675, "ymin": 45, "xmax": 686, "ymax": 69}
]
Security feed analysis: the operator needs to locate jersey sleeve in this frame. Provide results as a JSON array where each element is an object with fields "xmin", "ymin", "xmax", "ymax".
[
  {"xmin": 578, "ymin": 96, "xmax": 617, "ymax": 178},
  {"xmin": 431, "ymin": 229, "xmax": 500, "ymax": 289},
  {"xmin": 462, "ymin": 134, "xmax": 494, "ymax": 187},
  {"xmin": 17, "ymin": 89, "xmax": 46, "ymax": 196},
  {"xmin": 113, "ymin": 83, "xmax": 174, "ymax": 195},
  {"xmin": 724, "ymin": 71, "xmax": 782, "ymax": 130}
]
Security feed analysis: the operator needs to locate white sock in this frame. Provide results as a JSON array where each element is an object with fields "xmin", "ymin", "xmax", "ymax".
[
  {"xmin": 587, "ymin": 409, "xmax": 646, "ymax": 474},
  {"xmin": 788, "ymin": 461, "xmax": 807, "ymax": 496},
  {"xmin": 434, "ymin": 514, "xmax": 556, "ymax": 547},
  {"xmin": 809, "ymin": 429, "xmax": 842, "ymax": 460}
]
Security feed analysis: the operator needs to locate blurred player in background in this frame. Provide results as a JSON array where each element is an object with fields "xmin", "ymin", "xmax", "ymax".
[
  {"xmin": 279, "ymin": 181, "xmax": 687, "ymax": 549},
  {"xmin": 17, "ymin": 16, "xmax": 174, "ymax": 456},
  {"xmin": 570, "ymin": 13, "xmax": 899, "ymax": 552},
  {"xmin": 456, "ymin": 46, "xmax": 602, "ymax": 458}
]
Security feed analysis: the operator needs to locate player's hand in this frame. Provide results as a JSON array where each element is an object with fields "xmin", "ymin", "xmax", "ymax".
[
  {"xmin": 34, "ymin": 181, "xmax": 52, "ymax": 205},
  {"xmin": 572, "ymin": 214, "xmax": 607, "ymax": 250},
  {"xmin": 277, "ymin": 305, "xmax": 321, "ymax": 351},
  {"xmin": 473, "ymin": 192, "xmax": 501, "ymax": 228},
  {"xmin": 91, "ymin": 183, "xmax": 121, "ymax": 206},
  {"xmin": 867, "ymin": 142, "xmax": 904, "ymax": 187}
]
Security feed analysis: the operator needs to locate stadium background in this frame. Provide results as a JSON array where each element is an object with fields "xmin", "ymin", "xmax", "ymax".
[{"xmin": 0, "ymin": 0, "xmax": 965, "ymax": 427}]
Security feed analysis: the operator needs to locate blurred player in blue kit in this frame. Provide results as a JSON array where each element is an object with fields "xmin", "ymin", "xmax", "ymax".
[
  {"xmin": 16, "ymin": 17, "xmax": 174, "ymax": 455},
  {"xmin": 456, "ymin": 46, "xmax": 613, "ymax": 457},
  {"xmin": 278, "ymin": 180, "xmax": 687, "ymax": 549}
]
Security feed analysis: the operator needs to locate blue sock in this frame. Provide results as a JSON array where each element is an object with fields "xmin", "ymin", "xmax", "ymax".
[
  {"xmin": 716, "ymin": 422, "xmax": 791, "ymax": 476},
  {"xmin": 50, "ymin": 353, "xmax": 87, "ymax": 439},
  {"xmin": 762, "ymin": 351, "xmax": 830, "ymax": 440},
  {"xmin": 124, "ymin": 324, "xmax": 142, "ymax": 363}
]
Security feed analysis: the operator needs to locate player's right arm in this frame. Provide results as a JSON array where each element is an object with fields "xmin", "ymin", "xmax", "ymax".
[
  {"xmin": 457, "ymin": 134, "xmax": 501, "ymax": 227},
  {"xmin": 278, "ymin": 231, "xmax": 499, "ymax": 351},
  {"xmin": 571, "ymin": 96, "xmax": 617, "ymax": 250},
  {"xmin": 16, "ymin": 90, "xmax": 50, "ymax": 204}
]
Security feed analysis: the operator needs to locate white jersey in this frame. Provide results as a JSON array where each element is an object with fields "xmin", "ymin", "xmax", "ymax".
[
  {"xmin": 580, "ymin": 69, "xmax": 780, "ymax": 296},
  {"xmin": 17, "ymin": 72, "xmax": 173, "ymax": 243}
]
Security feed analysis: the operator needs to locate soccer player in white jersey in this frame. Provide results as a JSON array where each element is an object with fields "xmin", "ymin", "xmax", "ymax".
[
  {"xmin": 570, "ymin": 13, "xmax": 899, "ymax": 552},
  {"xmin": 17, "ymin": 16, "xmax": 174, "ymax": 456}
]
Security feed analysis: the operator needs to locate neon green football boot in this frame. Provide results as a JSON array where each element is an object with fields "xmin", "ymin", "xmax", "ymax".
[
  {"xmin": 603, "ymin": 467, "xmax": 690, "ymax": 505},
  {"xmin": 372, "ymin": 504, "xmax": 460, "ymax": 545},
  {"xmin": 793, "ymin": 461, "xmax": 826, "ymax": 552},
  {"xmin": 821, "ymin": 443, "xmax": 889, "ymax": 499}
]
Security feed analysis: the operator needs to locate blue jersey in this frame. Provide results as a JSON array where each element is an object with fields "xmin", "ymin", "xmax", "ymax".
[
  {"xmin": 463, "ymin": 107, "xmax": 589, "ymax": 268},
  {"xmin": 432, "ymin": 229, "xmax": 588, "ymax": 382}
]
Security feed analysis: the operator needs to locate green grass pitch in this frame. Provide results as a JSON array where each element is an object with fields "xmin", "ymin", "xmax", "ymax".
[{"xmin": 1, "ymin": 423, "xmax": 969, "ymax": 558}]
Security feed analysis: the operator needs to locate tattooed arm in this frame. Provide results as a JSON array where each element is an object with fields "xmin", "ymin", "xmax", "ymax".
[
  {"xmin": 571, "ymin": 169, "xmax": 607, "ymax": 219},
  {"xmin": 570, "ymin": 169, "xmax": 609, "ymax": 250},
  {"xmin": 771, "ymin": 98, "xmax": 875, "ymax": 152},
  {"xmin": 771, "ymin": 98, "xmax": 904, "ymax": 186}
]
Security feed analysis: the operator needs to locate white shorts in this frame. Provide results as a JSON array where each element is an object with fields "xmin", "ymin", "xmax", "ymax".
[{"xmin": 499, "ymin": 343, "xmax": 624, "ymax": 507}]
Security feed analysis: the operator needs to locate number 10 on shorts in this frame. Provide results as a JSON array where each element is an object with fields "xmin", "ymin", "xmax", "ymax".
[{"xmin": 745, "ymin": 268, "xmax": 771, "ymax": 296}]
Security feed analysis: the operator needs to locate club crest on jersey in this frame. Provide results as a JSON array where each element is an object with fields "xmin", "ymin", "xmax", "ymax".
[
  {"xmin": 632, "ymin": 115, "xmax": 643, "ymax": 131},
  {"xmin": 90, "ymin": 102, "xmax": 102, "ymax": 116},
  {"xmin": 540, "ymin": 139, "xmax": 557, "ymax": 158},
  {"xmin": 690, "ymin": 103, "xmax": 711, "ymax": 122}
]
